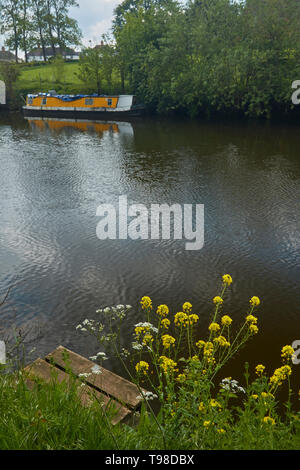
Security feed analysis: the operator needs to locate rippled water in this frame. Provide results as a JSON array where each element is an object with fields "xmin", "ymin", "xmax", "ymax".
[{"xmin": 0, "ymin": 112, "xmax": 299, "ymax": 386}]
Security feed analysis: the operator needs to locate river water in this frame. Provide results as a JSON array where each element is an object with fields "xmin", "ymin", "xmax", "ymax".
[{"xmin": 0, "ymin": 112, "xmax": 299, "ymax": 388}]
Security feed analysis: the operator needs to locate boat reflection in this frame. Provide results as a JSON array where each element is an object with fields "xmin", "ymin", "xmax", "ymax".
[{"xmin": 25, "ymin": 117, "xmax": 134, "ymax": 137}]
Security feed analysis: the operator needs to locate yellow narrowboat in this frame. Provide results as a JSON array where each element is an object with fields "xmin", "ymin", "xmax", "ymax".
[{"xmin": 23, "ymin": 92, "xmax": 144, "ymax": 119}]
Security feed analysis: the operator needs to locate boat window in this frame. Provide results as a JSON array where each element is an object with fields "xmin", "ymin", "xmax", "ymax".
[
  {"xmin": 42, "ymin": 97, "xmax": 47, "ymax": 105},
  {"xmin": 107, "ymin": 98, "xmax": 112, "ymax": 106},
  {"xmin": 85, "ymin": 98, "xmax": 94, "ymax": 106}
]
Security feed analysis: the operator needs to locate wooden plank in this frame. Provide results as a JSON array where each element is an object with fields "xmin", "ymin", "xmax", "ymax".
[
  {"xmin": 45, "ymin": 346, "xmax": 145, "ymax": 409},
  {"xmin": 24, "ymin": 358, "xmax": 131, "ymax": 425}
]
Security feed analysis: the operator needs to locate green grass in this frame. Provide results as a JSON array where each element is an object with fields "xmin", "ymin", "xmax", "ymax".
[
  {"xmin": 0, "ymin": 369, "xmax": 299, "ymax": 450},
  {"xmin": 16, "ymin": 62, "xmax": 125, "ymax": 97}
]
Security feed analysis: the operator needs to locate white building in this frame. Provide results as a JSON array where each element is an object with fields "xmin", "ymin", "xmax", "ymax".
[
  {"xmin": 28, "ymin": 47, "xmax": 80, "ymax": 62},
  {"xmin": 0, "ymin": 81, "xmax": 6, "ymax": 105}
]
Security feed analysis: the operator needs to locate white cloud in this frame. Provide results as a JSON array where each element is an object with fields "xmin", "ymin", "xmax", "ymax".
[{"xmin": 70, "ymin": 0, "xmax": 123, "ymax": 44}]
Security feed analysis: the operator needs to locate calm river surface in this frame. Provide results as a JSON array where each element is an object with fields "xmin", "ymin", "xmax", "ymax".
[{"xmin": 0, "ymin": 112, "xmax": 299, "ymax": 386}]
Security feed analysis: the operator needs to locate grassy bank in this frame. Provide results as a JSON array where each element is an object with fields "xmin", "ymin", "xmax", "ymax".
[{"xmin": 16, "ymin": 62, "xmax": 124, "ymax": 99}]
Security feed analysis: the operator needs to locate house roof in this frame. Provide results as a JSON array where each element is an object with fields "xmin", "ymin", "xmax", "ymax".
[{"xmin": 28, "ymin": 47, "xmax": 78, "ymax": 57}]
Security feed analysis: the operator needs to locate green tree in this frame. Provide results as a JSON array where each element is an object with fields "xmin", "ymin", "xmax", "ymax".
[
  {"xmin": 0, "ymin": 0, "xmax": 22, "ymax": 63},
  {"xmin": 77, "ymin": 47, "xmax": 103, "ymax": 95}
]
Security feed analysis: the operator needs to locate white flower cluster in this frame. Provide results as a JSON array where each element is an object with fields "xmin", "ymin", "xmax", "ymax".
[
  {"xmin": 136, "ymin": 391, "xmax": 158, "ymax": 401},
  {"xmin": 220, "ymin": 377, "xmax": 245, "ymax": 394},
  {"xmin": 96, "ymin": 304, "xmax": 132, "ymax": 320},
  {"xmin": 76, "ymin": 319, "xmax": 102, "ymax": 332},
  {"xmin": 89, "ymin": 352, "xmax": 108, "ymax": 362}
]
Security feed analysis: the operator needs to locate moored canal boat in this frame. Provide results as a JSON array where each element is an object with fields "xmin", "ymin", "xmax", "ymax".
[{"xmin": 23, "ymin": 92, "xmax": 145, "ymax": 119}]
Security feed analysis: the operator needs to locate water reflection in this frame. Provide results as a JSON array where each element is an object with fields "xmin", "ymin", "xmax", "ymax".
[
  {"xmin": 25, "ymin": 117, "xmax": 134, "ymax": 139},
  {"xmin": 0, "ymin": 114, "xmax": 299, "ymax": 391}
]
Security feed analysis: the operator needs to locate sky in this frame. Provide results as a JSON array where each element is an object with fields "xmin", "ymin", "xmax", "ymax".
[{"xmin": 69, "ymin": 0, "xmax": 123, "ymax": 47}]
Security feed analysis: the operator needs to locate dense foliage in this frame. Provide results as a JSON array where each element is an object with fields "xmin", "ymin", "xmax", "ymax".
[{"xmin": 111, "ymin": 0, "xmax": 300, "ymax": 118}]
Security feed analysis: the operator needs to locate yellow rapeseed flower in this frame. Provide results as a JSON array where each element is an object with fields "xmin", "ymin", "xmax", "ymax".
[
  {"xmin": 222, "ymin": 274, "xmax": 233, "ymax": 286},
  {"xmin": 196, "ymin": 340, "xmax": 206, "ymax": 349},
  {"xmin": 198, "ymin": 402, "xmax": 205, "ymax": 412},
  {"xmin": 281, "ymin": 345, "xmax": 295, "ymax": 362},
  {"xmin": 214, "ymin": 336, "xmax": 230, "ymax": 347},
  {"xmin": 262, "ymin": 416, "xmax": 275, "ymax": 426},
  {"xmin": 176, "ymin": 374, "xmax": 186, "ymax": 383},
  {"xmin": 161, "ymin": 318, "xmax": 170, "ymax": 329},
  {"xmin": 142, "ymin": 334, "xmax": 154, "ymax": 346},
  {"xmin": 221, "ymin": 315, "xmax": 232, "ymax": 327},
  {"xmin": 255, "ymin": 364, "xmax": 265, "ymax": 376},
  {"xmin": 209, "ymin": 322, "xmax": 221, "ymax": 333},
  {"xmin": 141, "ymin": 296, "xmax": 152, "ymax": 310},
  {"xmin": 213, "ymin": 296, "xmax": 223, "ymax": 305},
  {"xmin": 159, "ymin": 356, "xmax": 177, "ymax": 374},
  {"xmin": 162, "ymin": 334, "xmax": 176, "ymax": 348},
  {"xmin": 270, "ymin": 365, "xmax": 292, "ymax": 386},
  {"xmin": 135, "ymin": 361, "xmax": 149, "ymax": 375},
  {"xmin": 250, "ymin": 296, "xmax": 260, "ymax": 307},
  {"xmin": 174, "ymin": 311, "xmax": 189, "ymax": 327},
  {"xmin": 183, "ymin": 302, "xmax": 192, "ymax": 312},
  {"xmin": 249, "ymin": 324, "xmax": 259, "ymax": 334},
  {"xmin": 157, "ymin": 304, "xmax": 169, "ymax": 317},
  {"xmin": 210, "ymin": 399, "xmax": 222, "ymax": 409},
  {"xmin": 188, "ymin": 314, "xmax": 199, "ymax": 325},
  {"xmin": 246, "ymin": 314, "xmax": 258, "ymax": 324}
]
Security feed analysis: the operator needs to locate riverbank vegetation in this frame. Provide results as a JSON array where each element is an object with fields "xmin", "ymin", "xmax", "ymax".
[
  {"xmin": 1, "ymin": 275, "xmax": 299, "ymax": 450},
  {"xmin": 3, "ymin": 0, "xmax": 300, "ymax": 118}
]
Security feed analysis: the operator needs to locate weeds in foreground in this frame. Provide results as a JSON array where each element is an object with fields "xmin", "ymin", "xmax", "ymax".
[{"xmin": 76, "ymin": 274, "xmax": 300, "ymax": 450}]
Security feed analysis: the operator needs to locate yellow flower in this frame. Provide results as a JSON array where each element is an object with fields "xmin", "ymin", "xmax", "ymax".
[
  {"xmin": 161, "ymin": 318, "xmax": 170, "ymax": 329},
  {"xmin": 214, "ymin": 336, "xmax": 230, "ymax": 347},
  {"xmin": 210, "ymin": 399, "xmax": 222, "ymax": 409},
  {"xmin": 255, "ymin": 364, "xmax": 265, "ymax": 376},
  {"xmin": 249, "ymin": 324, "xmax": 259, "ymax": 334},
  {"xmin": 188, "ymin": 314, "xmax": 199, "ymax": 325},
  {"xmin": 135, "ymin": 325, "xmax": 150, "ymax": 337},
  {"xmin": 246, "ymin": 314, "xmax": 258, "ymax": 324},
  {"xmin": 281, "ymin": 345, "xmax": 295, "ymax": 362},
  {"xmin": 250, "ymin": 296, "xmax": 260, "ymax": 307},
  {"xmin": 183, "ymin": 302, "xmax": 192, "ymax": 312},
  {"xmin": 203, "ymin": 342, "xmax": 214, "ymax": 356},
  {"xmin": 217, "ymin": 428, "xmax": 226, "ymax": 434},
  {"xmin": 142, "ymin": 334, "xmax": 154, "ymax": 346},
  {"xmin": 203, "ymin": 420, "xmax": 211, "ymax": 428},
  {"xmin": 196, "ymin": 340, "xmax": 206, "ymax": 349},
  {"xmin": 222, "ymin": 274, "xmax": 232, "ymax": 286},
  {"xmin": 213, "ymin": 296, "xmax": 223, "ymax": 305},
  {"xmin": 159, "ymin": 356, "xmax": 177, "ymax": 374},
  {"xmin": 198, "ymin": 402, "xmax": 205, "ymax": 412},
  {"xmin": 135, "ymin": 361, "xmax": 149, "ymax": 375},
  {"xmin": 209, "ymin": 322, "xmax": 221, "ymax": 333},
  {"xmin": 251, "ymin": 394, "xmax": 258, "ymax": 400},
  {"xmin": 157, "ymin": 304, "xmax": 169, "ymax": 317},
  {"xmin": 176, "ymin": 374, "xmax": 186, "ymax": 383},
  {"xmin": 174, "ymin": 311, "xmax": 189, "ymax": 327},
  {"xmin": 270, "ymin": 365, "xmax": 292, "ymax": 386},
  {"xmin": 162, "ymin": 334, "xmax": 176, "ymax": 348},
  {"xmin": 262, "ymin": 416, "xmax": 275, "ymax": 426},
  {"xmin": 261, "ymin": 392, "xmax": 274, "ymax": 399},
  {"xmin": 141, "ymin": 296, "xmax": 152, "ymax": 310},
  {"xmin": 221, "ymin": 315, "xmax": 232, "ymax": 327}
]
